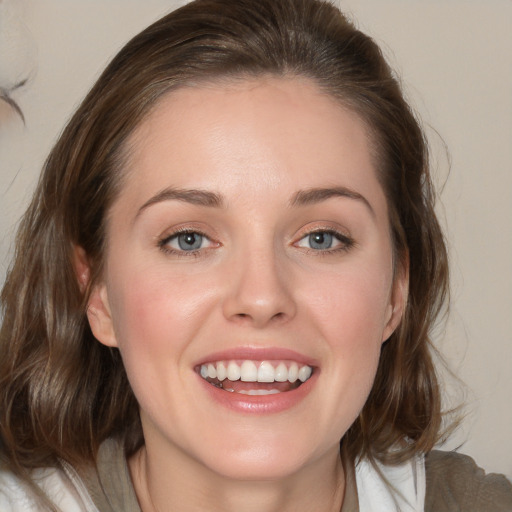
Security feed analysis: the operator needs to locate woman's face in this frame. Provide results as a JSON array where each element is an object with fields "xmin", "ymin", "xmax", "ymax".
[{"xmin": 87, "ymin": 77, "xmax": 406, "ymax": 480}]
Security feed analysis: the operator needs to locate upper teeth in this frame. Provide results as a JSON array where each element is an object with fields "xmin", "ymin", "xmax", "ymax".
[{"xmin": 199, "ymin": 360, "xmax": 312, "ymax": 383}]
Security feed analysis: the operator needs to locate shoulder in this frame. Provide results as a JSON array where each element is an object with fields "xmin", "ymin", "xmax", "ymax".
[
  {"xmin": 0, "ymin": 467, "xmax": 37, "ymax": 511},
  {"xmin": 0, "ymin": 463, "xmax": 97, "ymax": 512},
  {"xmin": 77, "ymin": 437, "xmax": 140, "ymax": 512},
  {"xmin": 425, "ymin": 450, "xmax": 512, "ymax": 512}
]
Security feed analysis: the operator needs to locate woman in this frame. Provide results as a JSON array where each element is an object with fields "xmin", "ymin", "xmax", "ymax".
[{"xmin": 1, "ymin": 0, "xmax": 511, "ymax": 510}]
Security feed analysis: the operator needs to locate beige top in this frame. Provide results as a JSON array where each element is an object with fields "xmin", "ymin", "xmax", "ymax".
[{"xmin": 78, "ymin": 439, "xmax": 512, "ymax": 512}]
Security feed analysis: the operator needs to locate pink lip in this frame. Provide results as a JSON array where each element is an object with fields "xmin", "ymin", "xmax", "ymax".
[
  {"xmin": 195, "ymin": 346, "xmax": 319, "ymax": 367},
  {"xmin": 196, "ymin": 369, "xmax": 318, "ymax": 414},
  {"xmin": 194, "ymin": 346, "xmax": 319, "ymax": 414}
]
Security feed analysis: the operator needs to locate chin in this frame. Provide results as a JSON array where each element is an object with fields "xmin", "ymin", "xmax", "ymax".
[
  {"xmin": 205, "ymin": 454, "xmax": 309, "ymax": 482},
  {"xmin": 193, "ymin": 432, "xmax": 325, "ymax": 482}
]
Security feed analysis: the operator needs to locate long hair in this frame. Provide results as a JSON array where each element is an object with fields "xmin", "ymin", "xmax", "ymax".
[{"xmin": 1, "ymin": 0, "xmax": 448, "ymax": 481}]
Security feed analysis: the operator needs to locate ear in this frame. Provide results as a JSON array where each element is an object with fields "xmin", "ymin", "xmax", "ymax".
[
  {"xmin": 87, "ymin": 282, "xmax": 118, "ymax": 348},
  {"xmin": 73, "ymin": 245, "xmax": 90, "ymax": 293},
  {"xmin": 73, "ymin": 245, "xmax": 118, "ymax": 348},
  {"xmin": 381, "ymin": 257, "xmax": 409, "ymax": 343}
]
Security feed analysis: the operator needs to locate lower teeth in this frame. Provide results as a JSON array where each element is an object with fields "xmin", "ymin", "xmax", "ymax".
[
  {"xmin": 236, "ymin": 389, "xmax": 281, "ymax": 395},
  {"xmin": 206, "ymin": 376, "xmax": 303, "ymax": 394},
  {"xmin": 211, "ymin": 381, "xmax": 283, "ymax": 395}
]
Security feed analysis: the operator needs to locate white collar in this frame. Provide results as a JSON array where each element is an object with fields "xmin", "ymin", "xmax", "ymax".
[{"xmin": 355, "ymin": 454, "xmax": 426, "ymax": 512}]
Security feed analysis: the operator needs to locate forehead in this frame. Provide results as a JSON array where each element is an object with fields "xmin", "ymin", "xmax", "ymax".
[{"xmin": 118, "ymin": 76, "xmax": 385, "ymax": 214}]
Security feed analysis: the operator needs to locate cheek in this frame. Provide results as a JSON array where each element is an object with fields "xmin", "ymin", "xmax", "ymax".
[
  {"xmin": 104, "ymin": 261, "xmax": 227, "ymax": 411},
  {"xmin": 104, "ymin": 266, "xmax": 215, "ymax": 413},
  {"xmin": 110, "ymin": 282, "xmax": 170, "ymax": 353},
  {"xmin": 300, "ymin": 264, "xmax": 392, "ymax": 413},
  {"xmin": 108, "ymin": 263, "xmax": 213, "ymax": 350},
  {"xmin": 305, "ymin": 265, "xmax": 392, "ymax": 347}
]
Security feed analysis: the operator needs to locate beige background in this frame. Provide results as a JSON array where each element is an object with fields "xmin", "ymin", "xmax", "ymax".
[{"xmin": 1, "ymin": 1, "xmax": 511, "ymax": 479}]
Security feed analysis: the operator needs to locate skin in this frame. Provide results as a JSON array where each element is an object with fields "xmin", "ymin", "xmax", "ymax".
[{"xmin": 84, "ymin": 76, "xmax": 407, "ymax": 512}]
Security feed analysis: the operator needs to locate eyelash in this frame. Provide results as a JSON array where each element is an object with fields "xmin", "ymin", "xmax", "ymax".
[
  {"xmin": 157, "ymin": 227, "xmax": 355, "ymax": 258},
  {"xmin": 158, "ymin": 228, "xmax": 216, "ymax": 258},
  {"xmin": 294, "ymin": 228, "xmax": 355, "ymax": 255}
]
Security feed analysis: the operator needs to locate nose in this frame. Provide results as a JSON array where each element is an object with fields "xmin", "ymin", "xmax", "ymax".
[{"xmin": 222, "ymin": 244, "xmax": 297, "ymax": 328}]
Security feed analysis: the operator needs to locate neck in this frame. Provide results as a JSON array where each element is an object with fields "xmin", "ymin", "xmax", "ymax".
[{"xmin": 129, "ymin": 442, "xmax": 345, "ymax": 512}]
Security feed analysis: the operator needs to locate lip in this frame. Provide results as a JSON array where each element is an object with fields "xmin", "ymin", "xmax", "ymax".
[
  {"xmin": 194, "ymin": 346, "xmax": 319, "ymax": 414},
  {"xmin": 196, "ymin": 369, "xmax": 318, "ymax": 413}
]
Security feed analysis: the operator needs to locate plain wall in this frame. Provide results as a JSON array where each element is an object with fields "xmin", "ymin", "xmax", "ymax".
[{"xmin": 1, "ymin": 0, "xmax": 511, "ymax": 479}]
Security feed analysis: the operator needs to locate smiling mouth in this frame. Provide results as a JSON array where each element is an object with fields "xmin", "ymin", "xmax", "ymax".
[{"xmin": 198, "ymin": 360, "xmax": 313, "ymax": 395}]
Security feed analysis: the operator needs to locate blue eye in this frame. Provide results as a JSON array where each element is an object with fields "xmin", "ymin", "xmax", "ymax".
[
  {"xmin": 160, "ymin": 231, "xmax": 211, "ymax": 253},
  {"xmin": 176, "ymin": 232, "xmax": 204, "ymax": 251},
  {"xmin": 296, "ymin": 230, "xmax": 353, "ymax": 252},
  {"xmin": 308, "ymin": 232, "xmax": 334, "ymax": 250}
]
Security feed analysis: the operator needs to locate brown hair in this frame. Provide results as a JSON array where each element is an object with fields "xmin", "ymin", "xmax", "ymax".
[{"xmin": 1, "ymin": 0, "xmax": 448, "ymax": 481}]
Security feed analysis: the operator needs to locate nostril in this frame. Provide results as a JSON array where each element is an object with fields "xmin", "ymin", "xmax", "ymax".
[
  {"xmin": 230, "ymin": 310, "xmax": 288, "ymax": 327},
  {"xmin": 223, "ymin": 283, "xmax": 296, "ymax": 326}
]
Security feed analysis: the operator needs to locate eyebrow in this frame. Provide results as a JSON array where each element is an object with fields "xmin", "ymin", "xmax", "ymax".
[
  {"xmin": 136, "ymin": 185, "xmax": 374, "ymax": 218},
  {"xmin": 136, "ymin": 187, "xmax": 224, "ymax": 218},
  {"xmin": 290, "ymin": 186, "xmax": 375, "ymax": 217}
]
